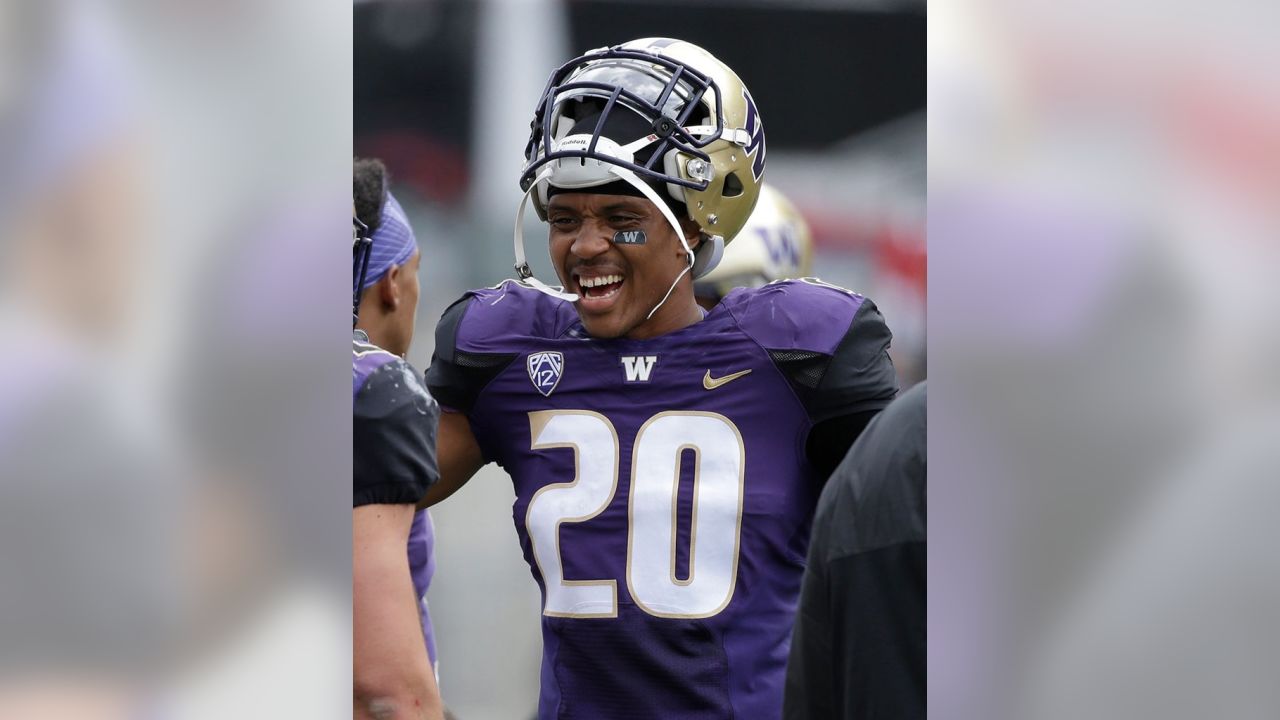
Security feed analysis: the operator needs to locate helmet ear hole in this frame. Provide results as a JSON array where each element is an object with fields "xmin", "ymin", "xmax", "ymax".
[{"xmin": 723, "ymin": 172, "xmax": 744, "ymax": 198}]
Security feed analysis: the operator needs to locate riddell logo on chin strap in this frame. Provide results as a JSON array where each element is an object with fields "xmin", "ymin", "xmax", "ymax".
[{"xmin": 621, "ymin": 355, "xmax": 658, "ymax": 383}]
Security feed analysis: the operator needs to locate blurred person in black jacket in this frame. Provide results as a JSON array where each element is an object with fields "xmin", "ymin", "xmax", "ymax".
[{"xmin": 784, "ymin": 381, "xmax": 925, "ymax": 720}]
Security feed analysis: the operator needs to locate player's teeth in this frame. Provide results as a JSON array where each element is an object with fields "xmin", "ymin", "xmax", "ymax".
[{"xmin": 581, "ymin": 275, "xmax": 622, "ymax": 288}]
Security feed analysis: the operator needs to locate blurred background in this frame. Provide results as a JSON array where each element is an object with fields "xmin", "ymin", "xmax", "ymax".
[
  {"xmin": 354, "ymin": 1, "xmax": 924, "ymax": 717},
  {"xmin": 930, "ymin": 0, "xmax": 1280, "ymax": 719},
  {"xmin": 1, "ymin": 0, "xmax": 351, "ymax": 717}
]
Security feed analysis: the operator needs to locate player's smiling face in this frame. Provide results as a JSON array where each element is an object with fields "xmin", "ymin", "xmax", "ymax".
[{"xmin": 548, "ymin": 192, "xmax": 701, "ymax": 340}]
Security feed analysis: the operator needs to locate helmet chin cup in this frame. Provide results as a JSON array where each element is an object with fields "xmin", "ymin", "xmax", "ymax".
[{"xmin": 691, "ymin": 234, "xmax": 724, "ymax": 279}]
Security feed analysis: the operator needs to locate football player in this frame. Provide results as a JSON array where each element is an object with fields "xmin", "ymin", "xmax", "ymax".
[
  {"xmin": 424, "ymin": 38, "xmax": 898, "ymax": 719},
  {"xmin": 693, "ymin": 184, "xmax": 814, "ymax": 310},
  {"xmin": 352, "ymin": 159, "xmax": 444, "ymax": 720}
]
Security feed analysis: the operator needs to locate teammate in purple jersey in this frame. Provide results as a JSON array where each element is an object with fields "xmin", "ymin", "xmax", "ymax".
[
  {"xmin": 423, "ymin": 39, "xmax": 897, "ymax": 719},
  {"xmin": 352, "ymin": 159, "xmax": 444, "ymax": 720},
  {"xmin": 352, "ymin": 158, "xmax": 443, "ymax": 669}
]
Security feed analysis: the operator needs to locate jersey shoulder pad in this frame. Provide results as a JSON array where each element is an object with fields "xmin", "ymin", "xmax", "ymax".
[
  {"xmin": 354, "ymin": 354, "xmax": 440, "ymax": 507},
  {"xmin": 353, "ymin": 332, "xmax": 399, "ymax": 400},
  {"xmin": 720, "ymin": 278, "xmax": 865, "ymax": 354},
  {"xmin": 455, "ymin": 279, "xmax": 579, "ymax": 352},
  {"xmin": 426, "ymin": 280, "xmax": 576, "ymax": 413},
  {"xmin": 723, "ymin": 278, "xmax": 898, "ymax": 421}
]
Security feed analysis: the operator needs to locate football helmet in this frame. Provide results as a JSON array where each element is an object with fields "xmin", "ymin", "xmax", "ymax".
[
  {"xmin": 513, "ymin": 37, "xmax": 766, "ymax": 303},
  {"xmin": 695, "ymin": 185, "xmax": 813, "ymax": 301}
]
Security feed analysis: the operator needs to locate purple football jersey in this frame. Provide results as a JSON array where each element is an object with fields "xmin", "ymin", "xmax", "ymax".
[
  {"xmin": 352, "ymin": 332, "xmax": 397, "ymax": 401},
  {"xmin": 353, "ymin": 330, "xmax": 439, "ymax": 662},
  {"xmin": 408, "ymin": 508, "xmax": 438, "ymax": 664},
  {"xmin": 427, "ymin": 280, "xmax": 897, "ymax": 719}
]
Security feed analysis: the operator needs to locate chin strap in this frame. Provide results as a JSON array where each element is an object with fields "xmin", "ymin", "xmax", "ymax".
[
  {"xmin": 646, "ymin": 258, "xmax": 694, "ymax": 320},
  {"xmin": 514, "ymin": 167, "xmax": 579, "ymax": 302},
  {"xmin": 602, "ymin": 166, "xmax": 702, "ymax": 321}
]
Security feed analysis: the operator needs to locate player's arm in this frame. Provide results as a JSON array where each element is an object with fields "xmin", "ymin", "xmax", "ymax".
[
  {"xmin": 418, "ymin": 410, "xmax": 485, "ymax": 508},
  {"xmin": 806, "ymin": 410, "xmax": 883, "ymax": 478},
  {"xmin": 802, "ymin": 297, "xmax": 900, "ymax": 479},
  {"xmin": 353, "ymin": 503, "xmax": 443, "ymax": 720},
  {"xmin": 353, "ymin": 360, "xmax": 443, "ymax": 719},
  {"xmin": 420, "ymin": 293, "xmax": 509, "ymax": 508}
]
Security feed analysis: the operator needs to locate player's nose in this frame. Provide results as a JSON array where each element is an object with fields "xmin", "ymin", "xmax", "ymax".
[{"xmin": 569, "ymin": 221, "xmax": 612, "ymax": 259}]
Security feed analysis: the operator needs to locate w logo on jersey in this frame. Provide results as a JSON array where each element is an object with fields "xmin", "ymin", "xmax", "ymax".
[
  {"xmin": 742, "ymin": 88, "xmax": 766, "ymax": 181},
  {"xmin": 621, "ymin": 355, "xmax": 658, "ymax": 383},
  {"xmin": 527, "ymin": 351, "xmax": 564, "ymax": 397}
]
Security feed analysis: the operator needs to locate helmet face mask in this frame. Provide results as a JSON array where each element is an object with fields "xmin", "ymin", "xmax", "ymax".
[{"xmin": 518, "ymin": 38, "xmax": 767, "ymax": 281}]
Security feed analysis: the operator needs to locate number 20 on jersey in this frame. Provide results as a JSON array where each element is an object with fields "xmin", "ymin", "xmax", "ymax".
[{"xmin": 525, "ymin": 410, "xmax": 746, "ymax": 619}]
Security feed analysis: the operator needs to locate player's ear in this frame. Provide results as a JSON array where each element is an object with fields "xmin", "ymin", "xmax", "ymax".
[
  {"xmin": 680, "ymin": 216, "xmax": 702, "ymax": 252},
  {"xmin": 379, "ymin": 265, "xmax": 401, "ymax": 309}
]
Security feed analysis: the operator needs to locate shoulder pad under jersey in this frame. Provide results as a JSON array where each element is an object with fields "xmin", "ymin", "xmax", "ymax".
[
  {"xmin": 353, "ymin": 337, "xmax": 440, "ymax": 507},
  {"xmin": 720, "ymin": 278, "xmax": 899, "ymax": 421},
  {"xmin": 425, "ymin": 280, "xmax": 578, "ymax": 413}
]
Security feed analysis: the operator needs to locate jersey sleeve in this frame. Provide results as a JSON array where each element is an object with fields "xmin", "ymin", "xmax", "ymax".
[
  {"xmin": 425, "ymin": 281, "xmax": 575, "ymax": 413},
  {"xmin": 808, "ymin": 296, "xmax": 899, "ymax": 421},
  {"xmin": 353, "ymin": 357, "xmax": 440, "ymax": 507},
  {"xmin": 725, "ymin": 279, "xmax": 899, "ymax": 423},
  {"xmin": 424, "ymin": 293, "xmax": 513, "ymax": 414}
]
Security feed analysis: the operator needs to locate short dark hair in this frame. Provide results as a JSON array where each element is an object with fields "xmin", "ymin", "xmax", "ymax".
[{"xmin": 353, "ymin": 157, "xmax": 389, "ymax": 232}]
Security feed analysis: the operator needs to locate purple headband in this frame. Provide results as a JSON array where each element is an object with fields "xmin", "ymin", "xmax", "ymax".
[{"xmin": 361, "ymin": 192, "xmax": 417, "ymax": 289}]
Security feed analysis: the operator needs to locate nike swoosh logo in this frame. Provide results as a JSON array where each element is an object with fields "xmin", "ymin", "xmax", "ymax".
[{"xmin": 703, "ymin": 368, "xmax": 752, "ymax": 390}]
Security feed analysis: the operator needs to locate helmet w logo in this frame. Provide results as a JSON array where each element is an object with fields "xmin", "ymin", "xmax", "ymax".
[{"xmin": 742, "ymin": 89, "xmax": 766, "ymax": 181}]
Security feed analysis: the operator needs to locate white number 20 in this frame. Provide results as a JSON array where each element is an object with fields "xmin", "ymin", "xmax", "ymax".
[{"xmin": 525, "ymin": 410, "xmax": 746, "ymax": 619}]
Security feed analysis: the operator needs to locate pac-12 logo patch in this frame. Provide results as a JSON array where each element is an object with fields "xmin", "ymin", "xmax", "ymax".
[{"xmin": 527, "ymin": 351, "xmax": 564, "ymax": 397}]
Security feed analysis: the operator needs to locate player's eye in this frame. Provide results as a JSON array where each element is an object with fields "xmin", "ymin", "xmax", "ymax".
[{"xmin": 550, "ymin": 217, "xmax": 579, "ymax": 228}]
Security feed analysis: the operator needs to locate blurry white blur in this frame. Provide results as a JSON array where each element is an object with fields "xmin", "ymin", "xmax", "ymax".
[
  {"xmin": 355, "ymin": 1, "xmax": 924, "ymax": 717},
  {"xmin": 931, "ymin": 0, "xmax": 1280, "ymax": 718},
  {"xmin": 1, "ymin": 0, "xmax": 350, "ymax": 718}
]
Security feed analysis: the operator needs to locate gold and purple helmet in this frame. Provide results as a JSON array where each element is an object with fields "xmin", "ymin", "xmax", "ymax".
[
  {"xmin": 514, "ymin": 37, "xmax": 766, "ymax": 300},
  {"xmin": 695, "ymin": 185, "xmax": 814, "ymax": 302}
]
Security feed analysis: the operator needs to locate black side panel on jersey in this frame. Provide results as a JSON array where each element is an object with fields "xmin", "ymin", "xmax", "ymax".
[
  {"xmin": 425, "ymin": 294, "xmax": 516, "ymax": 413},
  {"xmin": 353, "ymin": 360, "xmax": 440, "ymax": 507},
  {"xmin": 770, "ymin": 298, "xmax": 899, "ymax": 423}
]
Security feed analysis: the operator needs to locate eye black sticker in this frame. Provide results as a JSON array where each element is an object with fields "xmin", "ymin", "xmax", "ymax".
[{"xmin": 613, "ymin": 230, "xmax": 647, "ymax": 245}]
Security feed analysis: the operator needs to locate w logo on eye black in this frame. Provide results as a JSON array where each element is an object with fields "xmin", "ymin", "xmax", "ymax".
[
  {"xmin": 742, "ymin": 88, "xmax": 766, "ymax": 181},
  {"xmin": 527, "ymin": 351, "xmax": 564, "ymax": 397}
]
